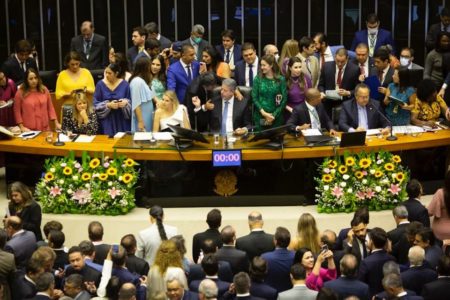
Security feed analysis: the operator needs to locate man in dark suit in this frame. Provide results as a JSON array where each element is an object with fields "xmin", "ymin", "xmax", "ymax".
[
  {"xmin": 392, "ymin": 222, "xmax": 424, "ymax": 265},
  {"xmin": 336, "ymin": 206, "xmax": 370, "ymax": 251},
  {"xmin": 350, "ymin": 13, "xmax": 395, "ymax": 56},
  {"xmin": 1, "ymin": 39, "xmax": 38, "ymax": 85},
  {"xmin": 343, "ymin": 215, "xmax": 370, "ymax": 264},
  {"xmin": 192, "ymin": 209, "xmax": 223, "ymax": 264},
  {"xmin": 234, "ymin": 42, "xmax": 259, "ymax": 87},
  {"xmin": 318, "ymin": 47, "xmax": 360, "ymax": 117},
  {"xmin": 126, "ymin": 26, "xmax": 147, "ymax": 70},
  {"xmin": 145, "ymin": 22, "xmax": 172, "ymax": 50},
  {"xmin": 65, "ymin": 246, "xmax": 102, "ymax": 288},
  {"xmin": 209, "ymin": 78, "xmax": 251, "ymax": 135},
  {"xmin": 414, "ymin": 227, "xmax": 443, "ymax": 270},
  {"xmin": 197, "ymin": 279, "xmax": 217, "ymax": 300},
  {"xmin": 4, "ymin": 216, "xmax": 37, "ymax": 270},
  {"xmin": 48, "ymin": 230, "xmax": 69, "ymax": 271},
  {"xmin": 422, "ymin": 255, "xmax": 450, "ymax": 300},
  {"xmin": 388, "ymin": 205, "xmax": 411, "ymax": 246},
  {"xmin": 216, "ymin": 29, "xmax": 242, "ymax": 73},
  {"xmin": 369, "ymin": 47, "xmax": 395, "ymax": 100},
  {"xmin": 63, "ymin": 274, "xmax": 92, "ymax": 300},
  {"xmin": 167, "ymin": 278, "xmax": 198, "ymax": 300},
  {"xmin": 338, "ymin": 83, "xmax": 390, "ymax": 133},
  {"xmin": 426, "ymin": 8, "xmax": 450, "ymax": 52},
  {"xmin": 403, "ymin": 179, "xmax": 430, "ymax": 227},
  {"xmin": 248, "ymin": 256, "xmax": 278, "ymax": 300},
  {"xmin": 0, "ymin": 229, "xmax": 16, "ymax": 300},
  {"xmin": 31, "ymin": 272, "xmax": 54, "ymax": 300},
  {"xmin": 358, "ymin": 227, "xmax": 396, "ymax": 297},
  {"xmin": 286, "ymin": 88, "xmax": 336, "ymax": 134},
  {"xmin": 216, "ymin": 225, "xmax": 249, "ymax": 275},
  {"xmin": 189, "ymin": 254, "xmax": 231, "ymax": 298},
  {"xmin": 401, "ymin": 246, "xmax": 437, "ymax": 296},
  {"xmin": 70, "ymin": 21, "xmax": 108, "ymax": 70},
  {"xmin": 120, "ymin": 234, "xmax": 149, "ymax": 276},
  {"xmin": 324, "ymin": 254, "xmax": 369, "ymax": 300},
  {"xmin": 167, "ymin": 44, "xmax": 200, "ymax": 104},
  {"xmin": 236, "ymin": 211, "xmax": 275, "ymax": 261},
  {"xmin": 88, "ymin": 221, "xmax": 110, "ymax": 265},
  {"xmin": 226, "ymin": 272, "xmax": 265, "ymax": 300},
  {"xmin": 261, "ymin": 227, "xmax": 295, "ymax": 293},
  {"xmin": 13, "ymin": 257, "xmax": 46, "ymax": 299},
  {"xmin": 181, "ymin": 24, "xmax": 210, "ymax": 61},
  {"xmin": 382, "ymin": 273, "xmax": 423, "ymax": 300},
  {"xmin": 351, "ymin": 43, "xmax": 375, "ymax": 82}
]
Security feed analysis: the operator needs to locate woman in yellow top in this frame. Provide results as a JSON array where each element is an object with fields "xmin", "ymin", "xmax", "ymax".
[
  {"xmin": 411, "ymin": 79, "xmax": 450, "ymax": 127},
  {"xmin": 55, "ymin": 51, "xmax": 95, "ymax": 101}
]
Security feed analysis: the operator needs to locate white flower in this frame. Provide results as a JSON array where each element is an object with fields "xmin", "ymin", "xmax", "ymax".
[
  {"xmin": 377, "ymin": 159, "xmax": 383, "ymax": 164},
  {"xmin": 330, "ymin": 169, "xmax": 336, "ymax": 174},
  {"xmin": 324, "ymin": 168, "xmax": 330, "ymax": 174},
  {"xmin": 72, "ymin": 175, "xmax": 79, "ymax": 181},
  {"xmin": 375, "ymin": 186, "xmax": 382, "ymax": 192},
  {"xmin": 382, "ymin": 179, "xmax": 389, "ymax": 184},
  {"xmin": 343, "ymin": 174, "xmax": 350, "ymax": 180},
  {"xmin": 118, "ymin": 176, "xmax": 123, "ymax": 181},
  {"xmin": 324, "ymin": 185, "xmax": 330, "ymax": 191},
  {"xmin": 59, "ymin": 179, "xmax": 64, "ymax": 184},
  {"xmin": 60, "ymin": 163, "xmax": 67, "ymax": 167},
  {"xmin": 362, "ymin": 179, "xmax": 367, "ymax": 184},
  {"xmin": 67, "ymin": 189, "xmax": 73, "ymax": 194},
  {"xmin": 347, "ymin": 188, "xmax": 353, "ymax": 193},
  {"xmin": 50, "ymin": 168, "xmax": 56, "ymax": 173},
  {"xmin": 85, "ymin": 183, "xmax": 90, "ymax": 188},
  {"xmin": 370, "ymin": 169, "xmax": 375, "ymax": 174},
  {"xmin": 340, "ymin": 182, "xmax": 346, "ymax": 187},
  {"xmin": 391, "ymin": 173, "xmax": 397, "ymax": 179},
  {"xmin": 108, "ymin": 181, "xmax": 113, "ymax": 186}
]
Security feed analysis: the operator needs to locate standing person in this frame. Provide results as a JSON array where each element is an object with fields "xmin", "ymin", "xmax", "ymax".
[
  {"xmin": 93, "ymin": 63, "xmax": 131, "ymax": 136},
  {"xmin": 289, "ymin": 213, "xmax": 321, "ymax": 254},
  {"xmin": 126, "ymin": 27, "xmax": 147, "ymax": 70},
  {"xmin": 0, "ymin": 70, "xmax": 17, "ymax": 127},
  {"xmin": 129, "ymin": 57, "xmax": 155, "ymax": 132},
  {"xmin": 294, "ymin": 247, "xmax": 336, "ymax": 291},
  {"xmin": 215, "ymin": 29, "xmax": 242, "ymax": 72},
  {"xmin": 7, "ymin": 181, "xmax": 42, "ymax": 241},
  {"xmin": 61, "ymin": 91, "xmax": 98, "ymax": 135},
  {"xmin": 296, "ymin": 37, "xmax": 320, "ymax": 88},
  {"xmin": 403, "ymin": 179, "xmax": 430, "ymax": 227},
  {"xmin": 13, "ymin": 68, "xmax": 60, "ymax": 132},
  {"xmin": 279, "ymin": 39, "xmax": 300, "ymax": 74},
  {"xmin": 1, "ymin": 40, "xmax": 38, "ymax": 85},
  {"xmin": 145, "ymin": 21, "xmax": 172, "ymax": 50},
  {"xmin": 252, "ymin": 54, "xmax": 287, "ymax": 131},
  {"xmin": 70, "ymin": 20, "xmax": 108, "ymax": 70},
  {"xmin": 284, "ymin": 57, "xmax": 312, "ymax": 120},
  {"xmin": 428, "ymin": 169, "xmax": 450, "ymax": 242},
  {"xmin": 200, "ymin": 46, "xmax": 231, "ymax": 79},
  {"xmin": 426, "ymin": 8, "xmax": 450, "ymax": 52},
  {"xmin": 192, "ymin": 209, "xmax": 223, "ymax": 265},
  {"xmin": 424, "ymin": 31, "xmax": 450, "ymax": 89},
  {"xmin": 181, "ymin": 24, "xmax": 210, "ymax": 61},
  {"xmin": 150, "ymin": 55, "xmax": 167, "ymax": 102},
  {"xmin": 234, "ymin": 42, "xmax": 259, "ymax": 87}
]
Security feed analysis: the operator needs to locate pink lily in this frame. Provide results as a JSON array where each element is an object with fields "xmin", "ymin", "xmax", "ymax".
[
  {"xmin": 356, "ymin": 191, "xmax": 365, "ymax": 200},
  {"xmin": 331, "ymin": 186, "xmax": 344, "ymax": 198},
  {"xmin": 108, "ymin": 187, "xmax": 121, "ymax": 199},
  {"xmin": 366, "ymin": 189, "xmax": 375, "ymax": 199},
  {"xmin": 49, "ymin": 186, "xmax": 62, "ymax": 197},
  {"xmin": 388, "ymin": 184, "xmax": 401, "ymax": 195}
]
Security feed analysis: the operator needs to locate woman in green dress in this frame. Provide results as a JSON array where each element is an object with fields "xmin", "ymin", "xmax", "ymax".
[{"xmin": 252, "ymin": 54, "xmax": 287, "ymax": 131}]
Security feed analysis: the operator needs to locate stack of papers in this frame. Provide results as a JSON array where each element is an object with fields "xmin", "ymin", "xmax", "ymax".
[
  {"xmin": 152, "ymin": 132, "xmax": 174, "ymax": 141},
  {"xmin": 392, "ymin": 125, "xmax": 425, "ymax": 135},
  {"xmin": 19, "ymin": 131, "xmax": 40, "ymax": 139},
  {"xmin": 325, "ymin": 90, "xmax": 343, "ymax": 101},
  {"xmin": 73, "ymin": 135, "xmax": 96, "ymax": 143},
  {"xmin": 301, "ymin": 129, "xmax": 322, "ymax": 136},
  {"xmin": 366, "ymin": 129, "xmax": 381, "ymax": 136},
  {"xmin": 133, "ymin": 132, "xmax": 154, "ymax": 141}
]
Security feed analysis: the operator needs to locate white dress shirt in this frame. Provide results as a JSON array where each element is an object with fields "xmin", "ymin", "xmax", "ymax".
[
  {"xmin": 222, "ymin": 97, "xmax": 235, "ymax": 133},
  {"xmin": 245, "ymin": 57, "xmax": 259, "ymax": 87}
]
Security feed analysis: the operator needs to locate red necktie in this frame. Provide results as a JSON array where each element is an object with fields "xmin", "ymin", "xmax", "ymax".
[{"xmin": 337, "ymin": 67, "xmax": 343, "ymax": 88}]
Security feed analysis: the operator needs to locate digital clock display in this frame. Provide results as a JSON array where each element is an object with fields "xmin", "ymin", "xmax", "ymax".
[{"xmin": 212, "ymin": 149, "xmax": 242, "ymax": 167}]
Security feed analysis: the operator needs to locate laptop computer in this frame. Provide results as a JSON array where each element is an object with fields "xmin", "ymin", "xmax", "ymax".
[
  {"xmin": 340, "ymin": 131, "xmax": 366, "ymax": 147},
  {"xmin": 303, "ymin": 135, "xmax": 335, "ymax": 145}
]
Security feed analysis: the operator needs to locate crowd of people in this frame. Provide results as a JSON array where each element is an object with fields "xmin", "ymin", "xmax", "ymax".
[
  {"xmin": 2, "ymin": 176, "xmax": 450, "ymax": 299},
  {"xmin": 3, "ymin": 11, "xmax": 450, "ymax": 138}
]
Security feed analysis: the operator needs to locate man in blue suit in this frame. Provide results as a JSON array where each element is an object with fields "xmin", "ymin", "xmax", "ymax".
[
  {"xmin": 382, "ymin": 273, "xmax": 423, "ymax": 300},
  {"xmin": 216, "ymin": 29, "xmax": 242, "ymax": 72},
  {"xmin": 167, "ymin": 44, "xmax": 200, "ymax": 104},
  {"xmin": 401, "ymin": 246, "xmax": 437, "ymax": 296},
  {"xmin": 4, "ymin": 216, "xmax": 37, "ymax": 270},
  {"xmin": 350, "ymin": 13, "xmax": 395, "ymax": 57},
  {"xmin": 261, "ymin": 227, "xmax": 295, "ymax": 293},
  {"xmin": 338, "ymin": 83, "xmax": 390, "ymax": 133}
]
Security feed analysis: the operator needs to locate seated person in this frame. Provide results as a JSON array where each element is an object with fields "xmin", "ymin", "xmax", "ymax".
[
  {"xmin": 338, "ymin": 83, "xmax": 390, "ymax": 133},
  {"xmin": 411, "ymin": 79, "xmax": 450, "ymax": 127},
  {"xmin": 153, "ymin": 90, "xmax": 190, "ymax": 132},
  {"xmin": 62, "ymin": 90, "xmax": 98, "ymax": 135},
  {"xmin": 286, "ymin": 88, "xmax": 336, "ymax": 135}
]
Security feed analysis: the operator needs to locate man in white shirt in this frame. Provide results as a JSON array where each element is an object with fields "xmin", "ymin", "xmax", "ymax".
[
  {"xmin": 234, "ymin": 43, "xmax": 259, "ymax": 87},
  {"xmin": 215, "ymin": 29, "xmax": 242, "ymax": 71},
  {"xmin": 313, "ymin": 32, "xmax": 334, "ymax": 70}
]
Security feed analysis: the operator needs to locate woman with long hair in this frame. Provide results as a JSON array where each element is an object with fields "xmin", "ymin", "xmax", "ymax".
[
  {"xmin": 428, "ymin": 169, "xmax": 450, "ymax": 241},
  {"xmin": 279, "ymin": 39, "xmax": 300, "ymax": 74},
  {"xmin": 284, "ymin": 56, "xmax": 312, "ymax": 121},
  {"xmin": 383, "ymin": 68, "xmax": 415, "ymax": 125},
  {"xmin": 200, "ymin": 45, "xmax": 231, "ymax": 79},
  {"xmin": 152, "ymin": 90, "xmax": 190, "ymax": 132},
  {"xmin": 295, "ymin": 247, "xmax": 336, "ymax": 291},
  {"xmin": 252, "ymin": 54, "xmax": 287, "ymax": 131},
  {"xmin": 150, "ymin": 55, "xmax": 167, "ymax": 103},
  {"xmin": 289, "ymin": 213, "xmax": 321, "ymax": 254},
  {"xmin": 0, "ymin": 70, "xmax": 17, "ymax": 127},
  {"xmin": 424, "ymin": 31, "xmax": 450, "ymax": 88},
  {"xmin": 62, "ymin": 90, "xmax": 98, "ymax": 135}
]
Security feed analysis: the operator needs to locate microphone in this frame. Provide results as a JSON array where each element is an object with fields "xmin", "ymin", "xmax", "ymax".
[{"xmin": 367, "ymin": 101, "xmax": 397, "ymax": 141}]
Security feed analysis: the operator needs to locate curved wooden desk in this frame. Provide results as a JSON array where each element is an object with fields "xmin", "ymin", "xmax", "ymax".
[{"xmin": 0, "ymin": 130, "xmax": 449, "ymax": 161}]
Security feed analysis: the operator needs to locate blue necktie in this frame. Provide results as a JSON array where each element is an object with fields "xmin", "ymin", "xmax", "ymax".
[
  {"xmin": 221, "ymin": 101, "xmax": 229, "ymax": 136},
  {"xmin": 248, "ymin": 64, "xmax": 254, "ymax": 87},
  {"xmin": 225, "ymin": 50, "xmax": 231, "ymax": 63},
  {"xmin": 186, "ymin": 65, "xmax": 192, "ymax": 82}
]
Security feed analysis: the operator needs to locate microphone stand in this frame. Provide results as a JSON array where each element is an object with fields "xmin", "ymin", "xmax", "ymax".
[
  {"xmin": 368, "ymin": 102, "xmax": 397, "ymax": 141},
  {"xmin": 53, "ymin": 131, "xmax": 65, "ymax": 146}
]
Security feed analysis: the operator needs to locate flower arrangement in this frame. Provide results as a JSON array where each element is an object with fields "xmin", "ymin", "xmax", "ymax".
[
  {"xmin": 35, "ymin": 151, "xmax": 139, "ymax": 215},
  {"xmin": 315, "ymin": 150, "xmax": 409, "ymax": 213}
]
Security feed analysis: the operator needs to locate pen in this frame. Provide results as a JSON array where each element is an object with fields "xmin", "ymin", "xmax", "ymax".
[{"xmin": 22, "ymin": 132, "xmax": 35, "ymax": 137}]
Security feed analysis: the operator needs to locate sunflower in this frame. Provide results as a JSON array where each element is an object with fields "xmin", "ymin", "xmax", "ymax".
[
  {"xmin": 338, "ymin": 165, "xmax": 348, "ymax": 174},
  {"xmin": 44, "ymin": 172, "xmax": 54, "ymax": 181},
  {"xmin": 392, "ymin": 155, "xmax": 401, "ymax": 163},
  {"xmin": 322, "ymin": 174, "xmax": 333, "ymax": 183},
  {"xmin": 124, "ymin": 158, "xmax": 135, "ymax": 167},
  {"xmin": 345, "ymin": 157, "xmax": 355, "ymax": 167},
  {"xmin": 375, "ymin": 170, "xmax": 383, "ymax": 178},
  {"xmin": 384, "ymin": 163, "xmax": 395, "ymax": 171},
  {"xmin": 395, "ymin": 172, "xmax": 405, "ymax": 182},
  {"xmin": 81, "ymin": 173, "xmax": 91, "ymax": 181},
  {"xmin": 99, "ymin": 173, "xmax": 108, "ymax": 181},
  {"xmin": 107, "ymin": 167, "xmax": 118, "ymax": 176},
  {"xmin": 328, "ymin": 160, "xmax": 337, "ymax": 168},
  {"xmin": 359, "ymin": 158, "xmax": 372, "ymax": 169},
  {"xmin": 89, "ymin": 158, "xmax": 101, "ymax": 169},
  {"xmin": 122, "ymin": 173, "xmax": 134, "ymax": 184},
  {"xmin": 63, "ymin": 167, "xmax": 73, "ymax": 175},
  {"xmin": 355, "ymin": 171, "xmax": 364, "ymax": 179}
]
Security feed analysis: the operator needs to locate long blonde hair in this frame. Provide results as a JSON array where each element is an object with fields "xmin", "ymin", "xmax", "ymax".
[
  {"xmin": 279, "ymin": 39, "xmax": 300, "ymax": 69},
  {"xmin": 163, "ymin": 90, "xmax": 180, "ymax": 112},
  {"xmin": 296, "ymin": 213, "xmax": 320, "ymax": 253},
  {"xmin": 71, "ymin": 91, "xmax": 92, "ymax": 124},
  {"xmin": 153, "ymin": 240, "xmax": 182, "ymax": 276}
]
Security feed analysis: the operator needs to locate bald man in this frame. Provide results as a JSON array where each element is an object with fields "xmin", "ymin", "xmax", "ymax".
[
  {"xmin": 70, "ymin": 20, "xmax": 108, "ymax": 70},
  {"xmin": 235, "ymin": 211, "xmax": 274, "ymax": 261}
]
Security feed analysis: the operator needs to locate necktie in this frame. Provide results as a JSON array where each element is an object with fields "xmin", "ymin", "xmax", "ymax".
[
  {"xmin": 321, "ymin": 53, "xmax": 325, "ymax": 70},
  {"xmin": 85, "ymin": 40, "xmax": 91, "ymax": 58},
  {"xmin": 360, "ymin": 63, "xmax": 365, "ymax": 76},
  {"xmin": 305, "ymin": 57, "xmax": 311, "ymax": 74},
  {"xmin": 337, "ymin": 67, "xmax": 343, "ymax": 88},
  {"xmin": 248, "ymin": 64, "xmax": 254, "ymax": 87},
  {"xmin": 378, "ymin": 69, "xmax": 384, "ymax": 84},
  {"xmin": 310, "ymin": 108, "xmax": 320, "ymax": 129},
  {"xmin": 225, "ymin": 50, "xmax": 231, "ymax": 63},
  {"xmin": 186, "ymin": 65, "xmax": 192, "ymax": 82},
  {"xmin": 221, "ymin": 101, "xmax": 229, "ymax": 135},
  {"xmin": 21, "ymin": 62, "xmax": 26, "ymax": 72}
]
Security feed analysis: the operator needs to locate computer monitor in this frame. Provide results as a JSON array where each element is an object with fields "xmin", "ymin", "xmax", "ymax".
[
  {"xmin": 167, "ymin": 124, "xmax": 208, "ymax": 149},
  {"xmin": 248, "ymin": 124, "xmax": 290, "ymax": 149},
  {"xmin": 39, "ymin": 70, "xmax": 57, "ymax": 92},
  {"xmin": 340, "ymin": 131, "xmax": 366, "ymax": 147}
]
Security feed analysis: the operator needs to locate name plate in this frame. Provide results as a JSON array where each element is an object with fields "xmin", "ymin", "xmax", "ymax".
[{"xmin": 212, "ymin": 149, "xmax": 242, "ymax": 167}]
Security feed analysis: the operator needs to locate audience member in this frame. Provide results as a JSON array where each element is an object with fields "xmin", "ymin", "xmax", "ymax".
[
  {"xmin": 192, "ymin": 209, "xmax": 222, "ymax": 265},
  {"xmin": 400, "ymin": 47, "xmax": 424, "ymax": 70},
  {"xmin": 234, "ymin": 42, "xmax": 259, "ymax": 87},
  {"xmin": 149, "ymin": 55, "xmax": 167, "ymax": 101},
  {"xmin": 32, "ymin": 246, "xmax": 56, "ymax": 273},
  {"xmin": 351, "ymin": 43, "xmax": 373, "ymax": 81},
  {"xmin": 0, "ymin": 229, "xmax": 15, "ymax": 300},
  {"xmin": 277, "ymin": 263, "xmax": 318, "ymax": 300},
  {"xmin": 215, "ymin": 29, "xmax": 242, "ymax": 72},
  {"xmin": 315, "ymin": 287, "xmax": 339, "ymax": 300},
  {"xmin": 403, "ymin": 179, "xmax": 430, "ymax": 227},
  {"xmin": 381, "ymin": 273, "xmax": 423, "ymax": 300},
  {"xmin": 4, "ymin": 216, "xmax": 37, "ymax": 270},
  {"xmin": 401, "ymin": 246, "xmax": 437, "ymax": 296},
  {"xmin": 62, "ymin": 90, "xmax": 99, "ymax": 135},
  {"xmin": 170, "ymin": 235, "xmax": 192, "ymax": 274},
  {"xmin": 121, "ymin": 234, "xmax": 150, "ymax": 276},
  {"xmin": 216, "ymin": 225, "xmax": 249, "ymax": 275},
  {"xmin": 426, "ymin": 7, "xmax": 450, "ymax": 51},
  {"xmin": 313, "ymin": 33, "xmax": 335, "ymax": 70},
  {"xmin": 197, "ymin": 278, "xmax": 217, "ymax": 300},
  {"xmin": 63, "ymin": 273, "xmax": 91, "ymax": 300},
  {"xmin": 153, "ymin": 90, "xmax": 191, "ymax": 132},
  {"xmin": 88, "ymin": 221, "xmax": 110, "ymax": 266},
  {"xmin": 65, "ymin": 245, "xmax": 102, "ymax": 289},
  {"xmin": 427, "ymin": 169, "xmax": 450, "ymax": 241},
  {"xmin": 79, "ymin": 240, "xmax": 103, "ymax": 272},
  {"xmin": 289, "ymin": 213, "xmax": 321, "ymax": 254},
  {"xmin": 189, "ymin": 254, "xmax": 230, "ymax": 297},
  {"xmin": 336, "ymin": 206, "xmax": 370, "ymax": 251},
  {"xmin": 14, "ymin": 258, "xmax": 44, "ymax": 299},
  {"xmin": 422, "ymin": 255, "xmax": 450, "ymax": 300},
  {"xmin": 70, "ymin": 20, "xmax": 108, "ymax": 70},
  {"xmin": 48, "ymin": 230, "xmax": 69, "ymax": 271},
  {"xmin": 119, "ymin": 282, "xmax": 138, "ymax": 300},
  {"xmin": 278, "ymin": 39, "xmax": 299, "ymax": 73},
  {"xmin": 200, "ymin": 45, "xmax": 231, "ymax": 79},
  {"xmin": 166, "ymin": 276, "xmax": 198, "ymax": 300},
  {"xmin": 110, "ymin": 51, "xmax": 132, "ymax": 81},
  {"xmin": 126, "ymin": 26, "xmax": 147, "ymax": 70},
  {"xmin": 39, "ymin": 220, "xmax": 63, "ymax": 247},
  {"xmin": 370, "ymin": 48, "xmax": 394, "ymax": 101},
  {"xmin": 182, "ymin": 24, "xmax": 210, "ymax": 61},
  {"xmin": 414, "ymin": 227, "xmax": 443, "ymax": 270},
  {"xmin": 392, "ymin": 221, "xmax": 424, "ymax": 265},
  {"xmin": 134, "ymin": 38, "xmax": 161, "ymax": 63},
  {"xmin": 33, "ymin": 272, "xmax": 55, "ymax": 300},
  {"xmin": 229, "ymin": 272, "xmax": 264, "ymax": 300},
  {"xmin": 424, "ymin": 31, "xmax": 450, "ymax": 88},
  {"xmin": 388, "ymin": 205, "xmax": 410, "ymax": 245},
  {"xmin": 248, "ymin": 256, "xmax": 278, "ymax": 300},
  {"xmin": 1, "ymin": 39, "xmax": 38, "ymax": 85},
  {"xmin": 284, "ymin": 56, "xmax": 312, "ymax": 120},
  {"xmin": 295, "ymin": 247, "xmax": 336, "ymax": 291},
  {"xmin": 145, "ymin": 22, "xmax": 172, "ymax": 50},
  {"xmin": 296, "ymin": 37, "xmax": 320, "ymax": 88},
  {"xmin": 0, "ymin": 70, "xmax": 17, "ymax": 127}
]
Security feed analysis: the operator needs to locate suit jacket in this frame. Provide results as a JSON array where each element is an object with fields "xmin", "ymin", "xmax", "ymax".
[
  {"xmin": 401, "ymin": 265, "xmax": 437, "ymax": 296},
  {"xmin": 93, "ymin": 243, "xmax": 110, "ymax": 265},
  {"xmin": 0, "ymin": 250, "xmax": 16, "ymax": 300},
  {"xmin": 350, "ymin": 28, "xmax": 396, "ymax": 54},
  {"xmin": 126, "ymin": 46, "xmax": 140, "ymax": 70},
  {"xmin": 234, "ymin": 58, "xmax": 259, "ymax": 87},
  {"xmin": 425, "ymin": 245, "xmax": 443, "ymax": 270},
  {"xmin": 188, "ymin": 261, "xmax": 233, "ymax": 283},
  {"xmin": 422, "ymin": 277, "xmax": 450, "ymax": 300},
  {"xmin": 159, "ymin": 35, "xmax": 172, "ymax": 50},
  {"xmin": 286, "ymin": 102, "xmax": 334, "ymax": 131},
  {"xmin": 125, "ymin": 254, "xmax": 150, "ymax": 276},
  {"xmin": 235, "ymin": 230, "xmax": 275, "ymax": 261},
  {"xmin": 73, "ymin": 290, "xmax": 92, "ymax": 300},
  {"xmin": 261, "ymin": 248, "xmax": 295, "ymax": 293},
  {"xmin": 216, "ymin": 44, "xmax": 243, "ymax": 65},
  {"xmin": 338, "ymin": 99, "xmax": 389, "ymax": 132},
  {"xmin": 369, "ymin": 65, "xmax": 395, "ymax": 89},
  {"xmin": 250, "ymin": 280, "xmax": 278, "ymax": 300},
  {"xmin": 350, "ymin": 57, "xmax": 375, "ymax": 76},
  {"xmin": 277, "ymin": 285, "xmax": 318, "ymax": 300},
  {"xmin": 318, "ymin": 61, "xmax": 360, "ymax": 100},
  {"xmin": 392, "ymin": 234, "xmax": 413, "ymax": 265},
  {"xmin": 209, "ymin": 95, "xmax": 251, "ymax": 132},
  {"xmin": 53, "ymin": 249, "xmax": 69, "ymax": 270},
  {"xmin": 31, "ymin": 294, "xmax": 52, "ymax": 300},
  {"xmin": 65, "ymin": 265, "xmax": 102, "ymax": 287},
  {"xmin": 358, "ymin": 250, "xmax": 396, "ymax": 297},
  {"xmin": 426, "ymin": 23, "xmax": 443, "ymax": 51},
  {"xmin": 216, "ymin": 245, "xmax": 249, "ymax": 275},
  {"xmin": 70, "ymin": 33, "xmax": 108, "ymax": 70},
  {"xmin": 296, "ymin": 53, "xmax": 320, "ymax": 88},
  {"xmin": 323, "ymin": 276, "xmax": 370, "ymax": 300},
  {"xmin": 10, "ymin": 201, "xmax": 43, "ymax": 241},
  {"xmin": 1, "ymin": 55, "xmax": 38, "ymax": 85},
  {"xmin": 189, "ymin": 277, "xmax": 230, "ymax": 297},
  {"xmin": 167, "ymin": 60, "xmax": 200, "ymax": 104},
  {"xmin": 403, "ymin": 198, "xmax": 430, "ymax": 227},
  {"xmin": 112, "ymin": 267, "xmax": 146, "ymax": 300},
  {"xmin": 192, "ymin": 228, "xmax": 222, "ymax": 264},
  {"xmin": 181, "ymin": 38, "xmax": 210, "ymax": 60},
  {"xmin": 388, "ymin": 223, "xmax": 410, "ymax": 246},
  {"xmin": 5, "ymin": 230, "xmax": 37, "ymax": 270},
  {"xmin": 13, "ymin": 274, "xmax": 37, "ymax": 299}
]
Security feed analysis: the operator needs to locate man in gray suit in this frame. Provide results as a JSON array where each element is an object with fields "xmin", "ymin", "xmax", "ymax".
[
  {"xmin": 277, "ymin": 264, "xmax": 317, "ymax": 300},
  {"xmin": 181, "ymin": 24, "xmax": 210, "ymax": 61},
  {"xmin": 70, "ymin": 21, "xmax": 108, "ymax": 70},
  {"xmin": 4, "ymin": 216, "xmax": 37, "ymax": 270},
  {"xmin": 0, "ymin": 229, "xmax": 16, "ymax": 300}
]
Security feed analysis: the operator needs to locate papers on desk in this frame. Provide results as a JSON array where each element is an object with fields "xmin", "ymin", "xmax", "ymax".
[
  {"xmin": 133, "ymin": 132, "xmax": 154, "ymax": 141},
  {"xmin": 19, "ymin": 131, "xmax": 40, "ymax": 139},
  {"xmin": 73, "ymin": 135, "xmax": 96, "ymax": 143},
  {"xmin": 152, "ymin": 132, "xmax": 174, "ymax": 141},
  {"xmin": 0, "ymin": 126, "xmax": 14, "ymax": 137},
  {"xmin": 325, "ymin": 90, "xmax": 343, "ymax": 101},
  {"xmin": 392, "ymin": 125, "xmax": 425, "ymax": 135},
  {"xmin": 301, "ymin": 129, "xmax": 322, "ymax": 136},
  {"xmin": 0, "ymin": 100, "xmax": 13, "ymax": 109},
  {"xmin": 366, "ymin": 129, "xmax": 381, "ymax": 136}
]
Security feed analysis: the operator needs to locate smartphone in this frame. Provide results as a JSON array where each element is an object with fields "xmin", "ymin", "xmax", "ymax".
[
  {"xmin": 112, "ymin": 244, "xmax": 119, "ymax": 253},
  {"xmin": 321, "ymin": 244, "xmax": 329, "ymax": 252}
]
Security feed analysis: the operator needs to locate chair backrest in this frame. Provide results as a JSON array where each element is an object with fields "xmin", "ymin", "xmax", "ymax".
[
  {"xmin": 89, "ymin": 69, "xmax": 105, "ymax": 85},
  {"xmin": 39, "ymin": 70, "xmax": 58, "ymax": 92}
]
